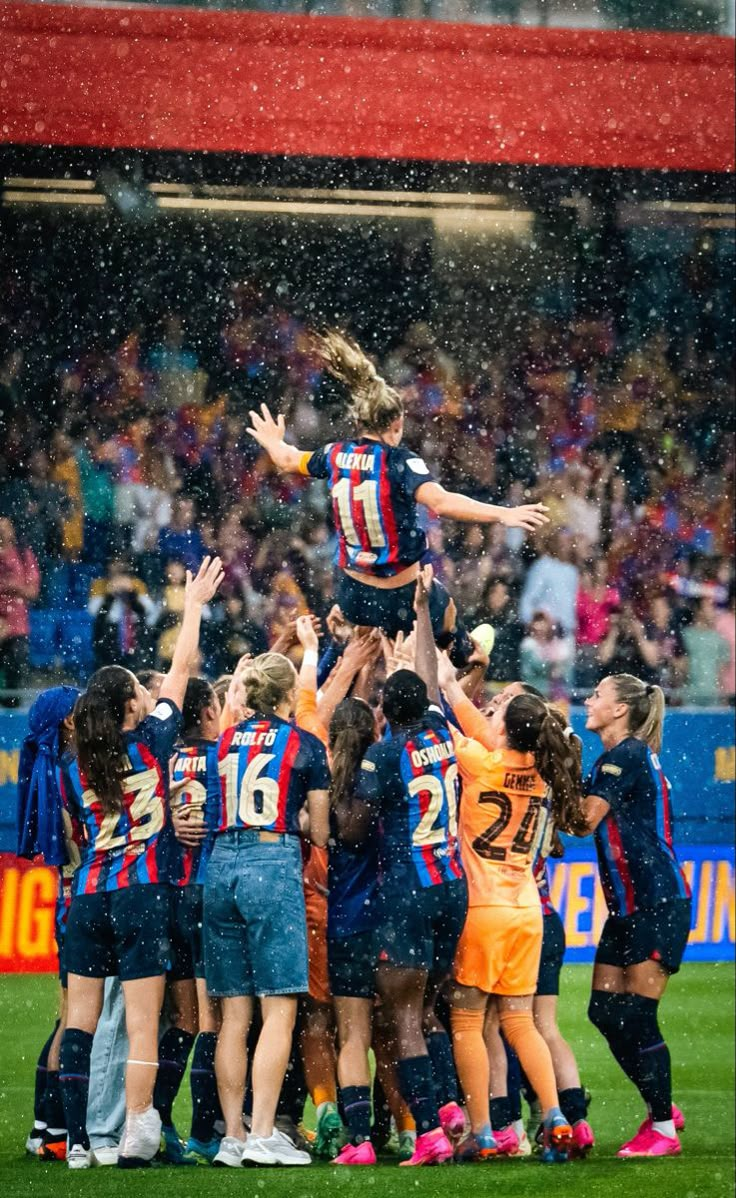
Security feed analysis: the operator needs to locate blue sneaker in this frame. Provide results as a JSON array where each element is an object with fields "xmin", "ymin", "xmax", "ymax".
[
  {"xmin": 540, "ymin": 1110, "xmax": 572, "ymax": 1164},
  {"xmin": 160, "ymin": 1124, "xmax": 195, "ymax": 1165},
  {"xmin": 182, "ymin": 1136, "xmax": 221, "ymax": 1165}
]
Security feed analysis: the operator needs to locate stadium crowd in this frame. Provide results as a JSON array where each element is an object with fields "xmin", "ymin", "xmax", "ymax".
[{"xmin": 0, "ymin": 283, "xmax": 734, "ymax": 706}]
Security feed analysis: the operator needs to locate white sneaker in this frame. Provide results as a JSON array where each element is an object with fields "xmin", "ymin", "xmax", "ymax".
[
  {"xmin": 118, "ymin": 1107, "xmax": 162, "ymax": 1167},
  {"xmin": 213, "ymin": 1136, "xmax": 246, "ymax": 1168},
  {"xmin": 242, "ymin": 1129, "xmax": 312, "ymax": 1166},
  {"xmin": 68, "ymin": 1144, "xmax": 93, "ymax": 1170},
  {"xmin": 92, "ymin": 1145, "xmax": 119, "ymax": 1166}
]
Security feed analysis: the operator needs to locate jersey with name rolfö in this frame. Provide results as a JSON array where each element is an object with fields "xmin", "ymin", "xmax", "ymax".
[
  {"xmin": 356, "ymin": 709, "xmax": 463, "ymax": 889},
  {"xmin": 217, "ymin": 715, "xmax": 330, "ymax": 835},
  {"xmin": 170, "ymin": 738, "xmax": 221, "ymax": 887},
  {"xmin": 304, "ymin": 441, "xmax": 434, "ymax": 578},
  {"xmin": 586, "ymin": 736, "xmax": 691, "ymax": 918},
  {"xmin": 58, "ymin": 700, "xmax": 182, "ymax": 895}
]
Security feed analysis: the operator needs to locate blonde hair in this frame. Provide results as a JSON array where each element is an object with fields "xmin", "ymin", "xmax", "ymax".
[
  {"xmin": 313, "ymin": 330, "xmax": 403, "ymax": 433},
  {"xmin": 609, "ymin": 674, "xmax": 666, "ymax": 753},
  {"xmin": 242, "ymin": 653, "xmax": 297, "ymax": 715}
]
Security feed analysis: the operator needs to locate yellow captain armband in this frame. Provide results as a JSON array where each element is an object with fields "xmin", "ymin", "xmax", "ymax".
[{"xmin": 297, "ymin": 451, "xmax": 313, "ymax": 476}]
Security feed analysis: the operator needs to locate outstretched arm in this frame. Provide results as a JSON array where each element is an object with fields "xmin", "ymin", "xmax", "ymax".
[
  {"xmin": 246, "ymin": 404, "xmax": 306, "ymax": 473},
  {"xmin": 414, "ymin": 566, "xmax": 440, "ymax": 706},
  {"xmin": 415, "ymin": 481, "xmax": 549, "ymax": 533}
]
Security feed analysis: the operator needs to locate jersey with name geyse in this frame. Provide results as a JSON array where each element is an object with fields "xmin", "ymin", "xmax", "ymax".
[
  {"xmin": 58, "ymin": 700, "xmax": 182, "ymax": 895},
  {"xmin": 170, "ymin": 738, "xmax": 221, "ymax": 886},
  {"xmin": 356, "ymin": 709, "xmax": 463, "ymax": 889},
  {"xmin": 586, "ymin": 736, "xmax": 691, "ymax": 918},
  {"xmin": 304, "ymin": 440, "xmax": 434, "ymax": 577},
  {"xmin": 217, "ymin": 715, "xmax": 330, "ymax": 835}
]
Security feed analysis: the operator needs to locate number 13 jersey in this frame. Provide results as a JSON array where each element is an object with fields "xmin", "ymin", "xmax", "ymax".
[
  {"xmin": 217, "ymin": 715, "xmax": 330, "ymax": 836},
  {"xmin": 356, "ymin": 709, "xmax": 464, "ymax": 889},
  {"xmin": 451, "ymin": 734, "xmax": 548, "ymax": 908}
]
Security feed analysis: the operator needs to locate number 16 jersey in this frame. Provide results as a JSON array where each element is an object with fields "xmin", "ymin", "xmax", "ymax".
[{"xmin": 451, "ymin": 734, "xmax": 548, "ymax": 908}]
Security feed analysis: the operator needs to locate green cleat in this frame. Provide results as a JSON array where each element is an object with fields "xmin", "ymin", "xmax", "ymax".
[{"xmin": 314, "ymin": 1103, "xmax": 345, "ymax": 1160}]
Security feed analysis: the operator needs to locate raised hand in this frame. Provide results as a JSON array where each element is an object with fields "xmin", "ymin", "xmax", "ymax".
[
  {"xmin": 185, "ymin": 556, "xmax": 224, "ymax": 606},
  {"xmin": 500, "ymin": 504, "xmax": 550, "ymax": 532},
  {"xmin": 414, "ymin": 564, "xmax": 434, "ymax": 612},
  {"xmin": 437, "ymin": 650, "xmax": 459, "ymax": 692},
  {"xmin": 296, "ymin": 614, "xmax": 320, "ymax": 653},
  {"xmin": 246, "ymin": 404, "xmax": 286, "ymax": 450}
]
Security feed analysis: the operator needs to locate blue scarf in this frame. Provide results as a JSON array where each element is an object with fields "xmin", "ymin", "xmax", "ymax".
[{"xmin": 16, "ymin": 686, "xmax": 81, "ymax": 866}]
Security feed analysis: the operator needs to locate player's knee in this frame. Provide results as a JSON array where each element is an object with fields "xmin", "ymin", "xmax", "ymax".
[{"xmin": 588, "ymin": 989, "xmax": 622, "ymax": 1035}]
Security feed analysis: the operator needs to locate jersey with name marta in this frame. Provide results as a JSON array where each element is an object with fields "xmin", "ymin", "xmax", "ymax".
[
  {"xmin": 586, "ymin": 736, "xmax": 690, "ymax": 918},
  {"xmin": 170, "ymin": 738, "xmax": 221, "ymax": 887},
  {"xmin": 302, "ymin": 440, "xmax": 434, "ymax": 578}
]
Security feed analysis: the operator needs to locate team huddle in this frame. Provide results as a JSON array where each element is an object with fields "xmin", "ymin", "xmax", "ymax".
[{"xmin": 18, "ymin": 333, "xmax": 692, "ymax": 1170}]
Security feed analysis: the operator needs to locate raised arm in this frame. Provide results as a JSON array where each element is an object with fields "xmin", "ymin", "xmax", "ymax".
[
  {"xmin": 413, "ymin": 565, "xmax": 440, "ymax": 706},
  {"xmin": 415, "ymin": 481, "xmax": 549, "ymax": 533},
  {"xmin": 159, "ymin": 556, "xmax": 224, "ymax": 711},
  {"xmin": 246, "ymin": 404, "xmax": 306, "ymax": 474}
]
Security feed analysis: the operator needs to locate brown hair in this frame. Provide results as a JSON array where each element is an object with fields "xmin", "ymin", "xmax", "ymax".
[
  {"xmin": 312, "ymin": 330, "xmax": 403, "ymax": 434},
  {"xmin": 609, "ymin": 673, "xmax": 666, "ymax": 753},
  {"xmin": 74, "ymin": 666, "xmax": 136, "ymax": 817},
  {"xmin": 242, "ymin": 653, "xmax": 297, "ymax": 715},
  {"xmin": 328, "ymin": 698, "xmax": 376, "ymax": 808},
  {"xmin": 505, "ymin": 694, "xmax": 587, "ymax": 836}
]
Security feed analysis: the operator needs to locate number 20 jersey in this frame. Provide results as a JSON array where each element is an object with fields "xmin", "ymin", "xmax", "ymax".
[
  {"xmin": 217, "ymin": 715, "xmax": 330, "ymax": 836},
  {"xmin": 356, "ymin": 709, "xmax": 464, "ymax": 889},
  {"xmin": 303, "ymin": 440, "xmax": 434, "ymax": 578}
]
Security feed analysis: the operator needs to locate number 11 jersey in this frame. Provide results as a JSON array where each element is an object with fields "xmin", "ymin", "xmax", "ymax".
[{"xmin": 451, "ymin": 735, "xmax": 548, "ymax": 908}]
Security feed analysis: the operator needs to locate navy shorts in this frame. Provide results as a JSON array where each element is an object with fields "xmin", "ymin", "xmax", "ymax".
[
  {"xmin": 55, "ymin": 896, "xmax": 70, "ymax": 989},
  {"xmin": 536, "ymin": 909, "xmax": 566, "ymax": 997},
  {"xmin": 64, "ymin": 884, "xmax": 171, "ymax": 982},
  {"xmin": 168, "ymin": 885, "xmax": 205, "ymax": 982},
  {"xmin": 595, "ymin": 899, "xmax": 692, "ymax": 975},
  {"xmin": 337, "ymin": 573, "xmax": 473, "ymax": 666},
  {"xmin": 377, "ymin": 873, "xmax": 468, "ymax": 976},
  {"xmin": 328, "ymin": 930, "xmax": 377, "ymax": 999},
  {"xmin": 204, "ymin": 830, "xmax": 309, "ymax": 998}
]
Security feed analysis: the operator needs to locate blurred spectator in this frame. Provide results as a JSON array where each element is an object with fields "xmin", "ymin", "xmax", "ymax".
[
  {"xmin": 158, "ymin": 496, "xmax": 208, "ymax": 572},
  {"xmin": 519, "ymin": 531, "xmax": 579, "ymax": 635},
  {"xmin": 644, "ymin": 593, "xmax": 688, "ymax": 691},
  {"xmin": 49, "ymin": 432, "xmax": 84, "ymax": 561},
  {"xmin": 212, "ymin": 595, "xmax": 269, "ymax": 676},
  {"xmin": 75, "ymin": 427, "xmax": 116, "ymax": 568},
  {"xmin": 575, "ymin": 560, "xmax": 621, "ymax": 688},
  {"xmin": 0, "ymin": 516, "xmax": 40, "ymax": 705},
  {"xmin": 682, "ymin": 598, "xmax": 731, "ymax": 707},
  {"xmin": 520, "ymin": 611, "xmax": 574, "ymax": 699},
  {"xmin": 88, "ymin": 558, "xmax": 157, "ymax": 672},
  {"xmin": 714, "ymin": 591, "xmax": 735, "ymax": 701},
  {"xmin": 471, "ymin": 578, "xmax": 525, "ymax": 684},
  {"xmin": 598, "ymin": 601, "xmax": 658, "ymax": 681}
]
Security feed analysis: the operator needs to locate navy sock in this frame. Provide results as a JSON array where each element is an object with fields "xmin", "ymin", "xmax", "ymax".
[
  {"xmin": 397, "ymin": 1055, "xmax": 439, "ymax": 1136},
  {"xmin": 154, "ymin": 1028, "xmax": 195, "ymax": 1128},
  {"xmin": 190, "ymin": 1032, "xmax": 219, "ymax": 1143},
  {"xmin": 43, "ymin": 1071, "xmax": 66, "ymax": 1133},
  {"xmin": 340, "ymin": 1085, "xmax": 372, "ymax": 1145},
  {"xmin": 426, "ymin": 1030, "xmax": 459, "ymax": 1107},
  {"xmin": 559, "ymin": 1087, "xmax": 588, "ymax": 1125},
  {"xmin": 588, "ymin": 991, "xmax": 642, "ymax": 1090},
  {"xmin": 59, "ymin": 1028, "xmax": 93, "ymax": 1150},
  {"xmin": 34, "ymin": 1022, "xmax": 59, "ymax": 1124},
  {"xmin": 490, "ymin": 1096, "xmax": 513, "ymax": 1131},
  {"xmin": 504, "ymin": 1040, "xmax": 523, "ymax": 1122},
  {"xmin": 629, "ymin": 995, "xmax": 673, "ymax": 1122}
]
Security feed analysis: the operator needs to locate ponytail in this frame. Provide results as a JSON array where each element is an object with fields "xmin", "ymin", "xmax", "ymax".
[
  {"xmin": 504, "ymin": 694, "xmax": 586, "ymax": 836},
  {"xmin": 328, "ymin": 698, "xmax": 375, "ymax": 808},
  {"xmin": 74, "ymin": 666, "xmax": 136, "ymax": 817},
  {"xmin": 312, "ymin": 330, "xmax": 403, "ymax": 434},
  {"xmin": 242, "ymin": 653, "xmax": 296, "ymax": 716},
  {"xmin": 609, "ymin": 673, "xmax": 665, "ymax": 753}
]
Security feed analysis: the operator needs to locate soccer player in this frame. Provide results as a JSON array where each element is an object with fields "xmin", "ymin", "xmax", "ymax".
[
  {"xmin": 57, "ymin": 556, "xmax": 223, "ymax": 1169},
  {"xmin": 157, "ymin": 677, "xmax": 223, "ymax": 1164},
  {"xmin": 206, "ymin": 652, "xmax": 330, "ymax": 1168},
  {"xmin": 17, "ymin": 685, "xmax": 80, "ymax": 1161},
  {"xmin": 581, "ymin": 674, "xmax": 692, "ymax": 1158},
  {"xmin": 246, "ymin": 331, "xmax": 548, "ymax": 644},
  {"xmin": 438, "ymin": 662, "xmax": 587, "ymax": 1164},
  {"xmin": 349, "ymin": 569, "xmax": 467, "ymax": 1167}
]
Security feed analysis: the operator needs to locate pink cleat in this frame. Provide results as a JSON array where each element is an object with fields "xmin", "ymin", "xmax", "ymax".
[
  {"xmin": 334, "ymin": 1141, "xmax": 377, "ymax": 1166},
  {"xmin": 636, "ymin": 1105, "xmax": 686, "ymax": 1137},
  {"xmin": 438, "ymin": 1102, "xmax": 466, "ymax": 1142},
  {"xmin": 618, "ymin": 1127, "xmax": 682, "ymax": 1158},
  {"xmin": 570, "ymin": 1120, "xmax": 595, "ymax": 1158},
  {"xmin": 399, "ymin": 1127, "xmax": 454, "ymax": 1166},
  {"xmin": 493, "ymin": 1126, "xmax": 521, "ymax": 1156}
]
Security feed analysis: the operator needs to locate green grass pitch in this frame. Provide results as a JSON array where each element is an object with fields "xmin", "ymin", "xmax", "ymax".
[{"xmin": 0, "ymin": 964, "xmax": 733, "ymax": 1197}]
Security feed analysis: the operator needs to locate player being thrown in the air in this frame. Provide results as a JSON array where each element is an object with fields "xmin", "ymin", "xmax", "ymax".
[{"xmin": 247, "ymin": 331, "xmax": 549, "ymax": 649}]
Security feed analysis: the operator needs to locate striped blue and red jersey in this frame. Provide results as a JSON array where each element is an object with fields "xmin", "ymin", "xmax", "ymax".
[
  {"xmin": 531, "ymin": 790, "xmax": 556, "ymax": 917},
  {"xmin": 356, "ymin": 708, "xmax": 464, "ymax": 889},
  {"xmin": 57, "ymin": 699, "xmax": 182, "ymax": 896},
  {"xmin": 217, "ymin": 715, "xmax": 330, "ymax": 836},
  {"xmin": 170, "ymin": 738, "xmax": 221, "ymax": 887},
  {"xmin": 586, "ymin": 736, "xmax": 691, "ymax": 918},
  {"xmin": 302, "ymin": 440, "xmax": 434, "ymax": 578},
  {"xmin": 56, "ymin": 749, "xmax": 85, "ymax": 940}
]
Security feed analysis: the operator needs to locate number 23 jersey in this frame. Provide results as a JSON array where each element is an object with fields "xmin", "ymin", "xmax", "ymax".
[
  {"xmin": 356, "ymin": 709, "xmax": 464, "ymax": 889},
  {"xmin": 451, "ymin": 734, "xmax": 548, "ymax": 908},
  {"xmin": 217, "ymin": 715, "xmax": 330, "ymax": 835},
  {"xmin": 58, "ymin": 699, "xmax": 183, "ymax": 895}
]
